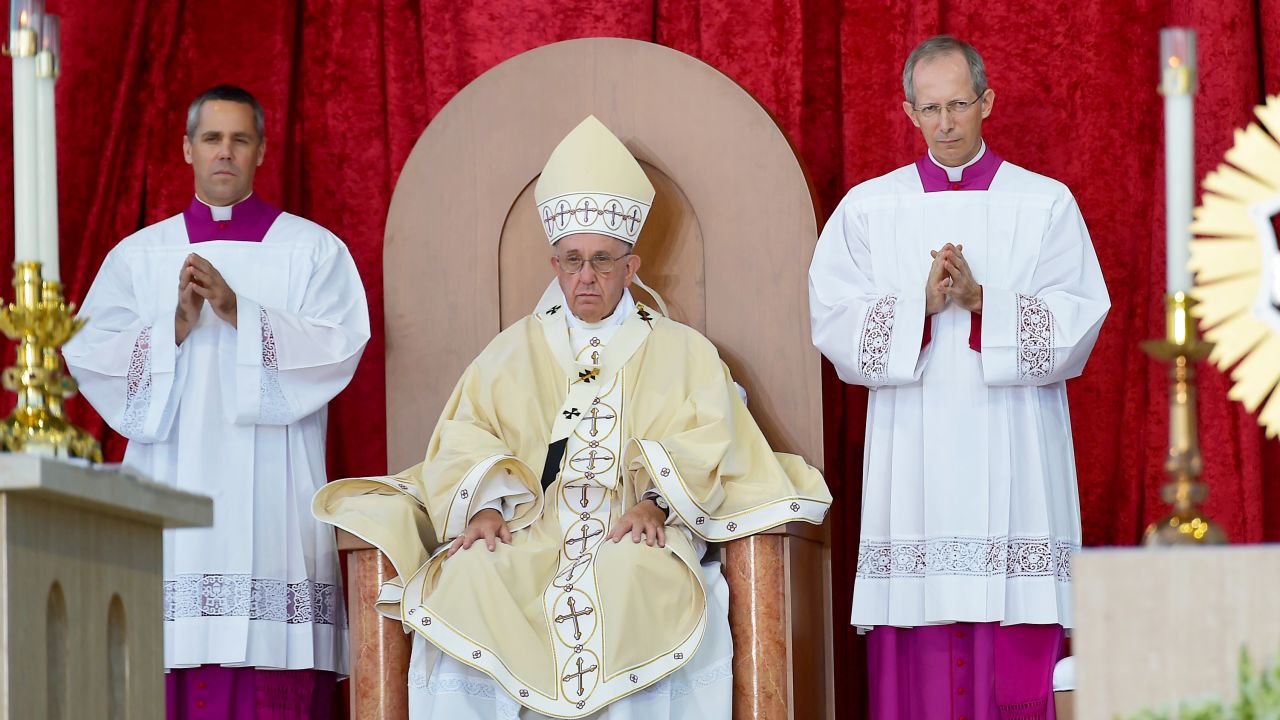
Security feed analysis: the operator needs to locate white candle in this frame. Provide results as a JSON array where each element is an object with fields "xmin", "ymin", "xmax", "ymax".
[
  {"xmin": 10, "ymin": 0, "xmax": 42, "ymax": 265},
  {"xmin": 35, "ymin": 14, "xmax": 59, "ymax": 281},
  {"xmin": 1161, "ymin": 28, "xmax": 1197, "ymax": 295}
]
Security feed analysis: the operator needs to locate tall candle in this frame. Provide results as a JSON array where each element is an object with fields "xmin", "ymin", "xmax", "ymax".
[
  {"xmin": 1161, "ymin": 28, "xmax": 1197, "ymax": 295},
  {"xmin": 35, "ymin": 13, "xmax": 58, "ymax": 281},
  {"xmin": 10, "ymin": 0, "xmax": 42, "ymax": 265}
]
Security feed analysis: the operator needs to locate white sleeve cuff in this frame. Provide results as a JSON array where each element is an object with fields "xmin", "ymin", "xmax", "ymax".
[{"xmin": 470, "ymin": 465, "xmax": 534, "ymax": 523}]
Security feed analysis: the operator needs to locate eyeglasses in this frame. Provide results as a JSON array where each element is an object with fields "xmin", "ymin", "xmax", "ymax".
[
  {"xmin": 912, "ymin": 96, "xmax": 983, "ymax": 119},
  {"xmin": 555, "ymin": 252, "xmax": 631, "ymax": 275}
]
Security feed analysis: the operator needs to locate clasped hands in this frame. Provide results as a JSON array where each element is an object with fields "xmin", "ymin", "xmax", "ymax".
[
  {"xmin": 927, "ymin": 243, "xmax": 982, "ymax": 315},
  {"xmin": 176, "ymin": 253, "xmax": 238, "ymax": 344},
  {"xmin": 447, "ymin": 499, "xmax": 667, "ymax": 558}
]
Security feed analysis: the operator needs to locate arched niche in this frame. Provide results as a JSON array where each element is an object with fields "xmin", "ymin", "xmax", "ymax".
[{"xmin": 384, "ymin": 38, "xmax": 822, "ymax": 476}]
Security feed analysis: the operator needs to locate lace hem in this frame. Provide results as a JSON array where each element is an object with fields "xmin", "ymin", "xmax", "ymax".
[
  {"xmin": 1017, "ymin": 294, "xmax": 1054, "ymax": 380},
  {"xmin": 653, "ymin": 654, "xmax": 733, "ymax": 699},
  {"xmin": 415, "ymin": 672, "xmax": 523, "ymax": 720},
  {"xmin": 856, "ymin": 536, "xmax": 1076, "ymax": 583},
  {"xmin": 121, "ymin": 326, "xmax": 154, "ymax": 436},
  {"xmin": 258, "ymin": 307, "xmax": 292, "ymax": 423},
  {"xmin": 410, "ymin": 654, "xmax": 733, "ymax": 709},
  {"xmin": 859, "ymin": 295, "xmax": 897, "ymax": 382},
  {"xmin": 163, "ymin": 574, "xmax": 340, "ymax": 625}
]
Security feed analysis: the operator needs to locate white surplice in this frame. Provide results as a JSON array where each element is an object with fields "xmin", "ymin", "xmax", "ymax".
[
  {"xmin": 809, "ymin": 157, "xmax": 1110, "ymax": 630},
  {"xmin": 64, "ymin": 206, "xmax": 369, "ymax": 672}
]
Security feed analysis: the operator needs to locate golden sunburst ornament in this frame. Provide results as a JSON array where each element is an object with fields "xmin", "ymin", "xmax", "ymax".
[{"xmin": 1189, "ymin": 94, "xmax": 1280, "ymax": 437}]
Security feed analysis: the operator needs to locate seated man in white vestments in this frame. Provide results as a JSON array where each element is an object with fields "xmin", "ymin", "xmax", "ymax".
[
  {"xmin": 313, "ymin": 115, "xmax": 832, "ymax": 719},
  {"xmin": 64, "ymin": 85, "xmax": 369, "ymax": 719},
  {"xmin": 808, "ymin": 36, "xmax": 1110, "ymax": 720}
]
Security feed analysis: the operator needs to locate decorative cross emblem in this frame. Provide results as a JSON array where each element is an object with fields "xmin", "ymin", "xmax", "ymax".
[
  {"xmin": 562, "ymin": 656, "xmax": 599, "ymax": 697},
  {"xmin": 578, "ymin": 368, "xmax": 599, "ymax": 384},
  {"xmin": 556, "ymin": 556, "xmax": 592, "ymax": 585},
  {"xmin": 565, "ymin": 484, "xmax": 592, "ymax": 509},
  {"xmin": 570, "ymin": 449, "xmax": 609, "ymax": 472},
  {"xmin": 636, "ymin": 304, "xmax": 654, "ymax": 327},
  {"xmin": 546, "ymin": 304, "xmax": 561, "ymax": 316},
  {"xmin": 586, "ymin": 406, "xmax": 615, "ymax": 437},
  {"xmin": 563, "ymin": 408, "xmax": 581, "ymax": 420},
  {"xmin": 565, "ymin": 523, "xmax": 603, "ymax": 551},
  {"xmin": 554, "ymin": 597, "xmax": 595, "ymax": 641}
]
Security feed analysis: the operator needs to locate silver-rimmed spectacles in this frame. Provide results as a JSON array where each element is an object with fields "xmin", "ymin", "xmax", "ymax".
[
  {"xmin": 913, "ymin": 96, "xmax": 983, "ymax": 119},
  {"xmin": 555, "ymin": 252, "xmax": 631, "ymax": 275}
]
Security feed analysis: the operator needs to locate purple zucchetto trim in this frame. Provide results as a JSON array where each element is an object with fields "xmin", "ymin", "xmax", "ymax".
[
  {"xmin": 915, "ymin": 147, "xmax": 1004, "ymax": 193},
  {"xmin": 183, "ymin": 193, "xmax": 283, "ymax": 244}
]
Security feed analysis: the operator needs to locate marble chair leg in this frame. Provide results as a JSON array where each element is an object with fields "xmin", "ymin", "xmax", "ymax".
[
  {"xmin": 346, "ymin": 548, "xmax": 412, "ymax": 720},
  {"xmin": 724, "ymin": 525, "xmax": 833, "ymax": 720}
]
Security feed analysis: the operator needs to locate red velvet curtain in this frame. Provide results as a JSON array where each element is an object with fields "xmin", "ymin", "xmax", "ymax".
[{"xmin": 1, "ymin": 2, "xmax": 1277, "ymax": 717}]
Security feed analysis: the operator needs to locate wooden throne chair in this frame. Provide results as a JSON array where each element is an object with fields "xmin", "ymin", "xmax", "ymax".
[{"xmin": 338, "ymin": 37, "xmax": 833, "ymax": 720}]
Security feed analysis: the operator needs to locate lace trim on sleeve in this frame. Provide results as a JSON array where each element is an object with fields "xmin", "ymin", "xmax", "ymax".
[
  {"xmin": 858, "ymin": 295, "xmax": 897, "ymax": 382},
  {"xmin": 121, "ymin": 326, "xmax": 153, "ymax": 436},
  {"xmin": 259, "ymin": 307, "xmax": 292, "ymax": 424},
  {"xmin": 1016, "ymin": 294, "xmax": 1054, "ymax": 380}
]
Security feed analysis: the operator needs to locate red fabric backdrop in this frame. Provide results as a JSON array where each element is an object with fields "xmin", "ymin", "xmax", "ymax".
[{"xmin": 2, "ymin": 1, "xmax": 1278, "ymax": 717}]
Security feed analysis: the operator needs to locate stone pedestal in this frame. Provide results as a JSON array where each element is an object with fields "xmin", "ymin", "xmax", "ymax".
[
  {"xmin": 1074, "ymin": 546, "xmax": 1280, "ymax": 718},
  {"xmin": 0, "ymin": 455, "xmax": 212, "ymax": 720}
]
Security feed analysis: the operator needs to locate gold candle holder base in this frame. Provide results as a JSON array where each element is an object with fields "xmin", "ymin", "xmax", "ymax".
[
  {"xmin": 0, "ymin": 262, "xmax": 102, "ymax": 462},
  {"xmin": 1141, "ymin": 292, "xmax": 1224, "ymax": 546}
]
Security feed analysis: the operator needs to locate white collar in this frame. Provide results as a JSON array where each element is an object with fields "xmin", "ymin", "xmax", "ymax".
[
  {"xmin": 567, "ymin": 290, "xmax": 635, "ymax": 331},
  {"xmin": 195, "ymin": 192, "xmax": 253, "ymax": 222},
  {"xmin": 928, "ymin": 141, "xmax": 986, "ymax": 182}
]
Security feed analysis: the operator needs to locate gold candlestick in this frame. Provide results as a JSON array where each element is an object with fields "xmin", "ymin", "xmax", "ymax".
[
  {"xmin": 1141, "ymin": 291, "xmax": 1224, "ymax": 545},
  {"xmin": 0, "ymin": 261, "xmax": 101, "ymax": 461}
]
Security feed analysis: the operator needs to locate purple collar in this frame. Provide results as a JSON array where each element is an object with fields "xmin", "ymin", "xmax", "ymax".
[
  {"xmin": 183, "ymin": 193, "xmax": 283, "ymax": 244},
  {"xmin": 915, "ymin": 147, "xmax": 1003, "ymax": 192}
]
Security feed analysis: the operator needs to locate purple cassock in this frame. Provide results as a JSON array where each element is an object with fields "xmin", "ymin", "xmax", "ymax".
[
  {"xmin": 868, "ymin": 148, "xmax": 1064, "ymax": 720},
  {"xmin": 166, "ymin": 666, "xmax": 337, "ymax": 720},
  {"xmin": 166, "ymin": 194, "xmax": 340, "ymax": 720}
]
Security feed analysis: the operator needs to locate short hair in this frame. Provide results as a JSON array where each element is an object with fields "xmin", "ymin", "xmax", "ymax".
[
  {"xmin": 185, "ymin": 85, "xmax": 265, "ymax": 140},
  {"xmin": 902, "ymin": 36, "xmax": 988, "ymax": 105}
]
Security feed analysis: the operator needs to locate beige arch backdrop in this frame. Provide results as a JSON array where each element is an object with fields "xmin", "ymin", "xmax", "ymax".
[{"xmin": 341, "ymin": 37, "xmax": 833, "ymax": 720}]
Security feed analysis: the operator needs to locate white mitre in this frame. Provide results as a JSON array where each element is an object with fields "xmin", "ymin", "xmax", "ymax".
[{"xmin": 535, "ymin": 115, "xmax": 655, "ymax": 246}]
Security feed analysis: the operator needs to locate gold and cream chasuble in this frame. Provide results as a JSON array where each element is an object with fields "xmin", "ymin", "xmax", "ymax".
[{"xmin": 315, "ymin": 291, "xmax": 830, "ymax": 718}]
